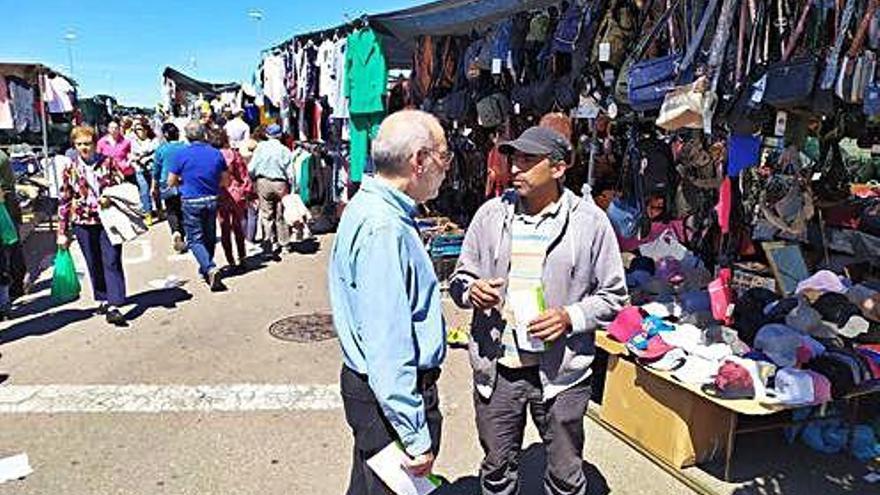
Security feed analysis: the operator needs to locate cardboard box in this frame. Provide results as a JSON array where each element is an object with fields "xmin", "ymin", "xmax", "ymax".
[{"xmin": 599, "ymin": 354, "xmax": 733, "ymax": 468}]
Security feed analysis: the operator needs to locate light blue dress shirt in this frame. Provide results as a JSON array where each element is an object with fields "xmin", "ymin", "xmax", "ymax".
[{"xmin": 329, "ymin": 177, "xmax": 446, "ymax": 456}]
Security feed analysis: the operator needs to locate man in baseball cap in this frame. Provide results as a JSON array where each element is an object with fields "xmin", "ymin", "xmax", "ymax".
[{"xmin": 450, "ymin": 125, "xmax": 627, "ymax": 494}]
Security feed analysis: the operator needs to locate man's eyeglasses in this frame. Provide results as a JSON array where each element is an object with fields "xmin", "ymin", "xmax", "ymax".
[{"xmin": 421, "ymin": 148, "xmax": 454, "ymax": 166}]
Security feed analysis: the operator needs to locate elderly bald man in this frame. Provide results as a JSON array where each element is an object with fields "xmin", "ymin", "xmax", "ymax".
[{"xmin": 329, "ymin": 110, "xmax": 453, "ymax": 494}]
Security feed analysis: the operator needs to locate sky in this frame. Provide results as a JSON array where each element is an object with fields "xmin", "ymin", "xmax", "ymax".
[{"xmin": 0, "ymin": 0, "xmax": 421, "ymax": 107}]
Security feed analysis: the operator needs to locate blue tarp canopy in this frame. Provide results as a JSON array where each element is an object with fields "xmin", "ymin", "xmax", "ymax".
[{"xmin": 369, "ymin": 0, "xmax": 561, "ymax": 39}]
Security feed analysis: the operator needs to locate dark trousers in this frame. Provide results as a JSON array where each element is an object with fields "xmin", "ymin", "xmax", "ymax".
[
  {"xmin": 218, "ymin": 200, "xmax": 246, "ymax": 265},
  {"xmin": 181, "ymin": 197, "xmax": 218, "ymax": 277},
  {"xmin": 341, "ymin": 365, "xmax": 443, "ymax": 495},
  {"xmin": 163, "ymin": 194, "xmax": 184, "ymax": 238},
  {"xmin": 475, "ymin": 366, "xmax": 592, "ymax": 495},
  {"xmin": 73, "ymin": 224, "xmax": 126, "ymax": 306}
]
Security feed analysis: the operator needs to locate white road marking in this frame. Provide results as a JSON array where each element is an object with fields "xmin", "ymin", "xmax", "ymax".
[{"xmin": 0, "ymin": 384, "xmax": 341, "ymax": 413}]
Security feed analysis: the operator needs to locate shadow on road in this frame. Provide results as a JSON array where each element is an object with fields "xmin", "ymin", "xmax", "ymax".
[
  {"xmin": 438, "ymin": 443, "xmax": 610, "ymax": 495},
  {"xmin": 0, "ymin": 308, "xmax": 94, "ymax": 344},
  {"xmin": 123, "ymin": 287, "xmax": 193, "ymax": 320}
]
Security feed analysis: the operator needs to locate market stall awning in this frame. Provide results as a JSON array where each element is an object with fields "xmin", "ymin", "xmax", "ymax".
[
  {"xmin": 0, "ymin": 62, "xmax": 76, "ymax": 87},
  {"xmin": 162, "ymin": 67, "xmax": 240, "ymax": 97},
  {"xmin": 370, "ymin": 0, "xmax": 561, "ymax": 39}
]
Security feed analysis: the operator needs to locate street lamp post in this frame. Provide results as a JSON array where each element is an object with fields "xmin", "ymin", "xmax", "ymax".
[
  {"xmin": 248, "ymin": 9, "xmax": 264, "ymax": 46},
  {"xmin": 63, "ymin": 30, "xmax": 77, "ymax": 77}
]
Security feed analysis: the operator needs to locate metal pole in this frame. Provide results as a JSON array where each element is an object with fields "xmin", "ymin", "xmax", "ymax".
[{"xmin": 66, "ymin": 43, "xmax": 74, "ymax": 78}]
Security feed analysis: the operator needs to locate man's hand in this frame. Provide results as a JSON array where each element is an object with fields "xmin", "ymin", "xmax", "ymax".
[
  {"xmin": 528, "ymin": 307, "xmax": 572, "ymax": 342},
  {"xmin": 401, "ymin": 451, "xmax": 435, "ymax": 478},
  {"xmin": 468, "ymin": 278, "xmax": 505, "ymax": 310}
]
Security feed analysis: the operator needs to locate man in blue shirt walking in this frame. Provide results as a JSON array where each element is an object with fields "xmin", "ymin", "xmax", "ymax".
[
  {"xmin": 329, "ymin": 110, "xmax": 452, "ymax": 494},
  {"xmin": 168, "ymin": 121, "xmax": 229, "ymax": 291}
]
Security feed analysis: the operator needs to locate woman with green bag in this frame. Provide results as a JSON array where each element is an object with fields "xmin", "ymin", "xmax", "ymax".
[{"xmin": 57, "ymin": 125, "xmax": 128, "ymax": 326}]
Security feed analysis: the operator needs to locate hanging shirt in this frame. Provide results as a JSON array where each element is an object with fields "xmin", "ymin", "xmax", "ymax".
[
  {"xmin": 263, "ymin": 55, "xmax": 286, "ymax": 108},
  {"xmin": 0, "ymin": 77, "xmax": 13, "ymax": 129},
  {"xmin": 8, "ymin": 77, "xmax": 40, "ymax": 133},
  {"xmin": 330, "ymin": 38, "xmax": 350, "ymax": 118},
  {"xmin": 317, "ymin": 39, "xmax": 336, "ymax": 101},
  {"xmin": 42, "ymin": 75, "xmax": 75, "ymax": 113}
]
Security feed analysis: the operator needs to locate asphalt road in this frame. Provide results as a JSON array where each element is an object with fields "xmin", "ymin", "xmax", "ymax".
[{"xmin": 0, "ymin": 223, "xmax": 871, "ymax": 494}]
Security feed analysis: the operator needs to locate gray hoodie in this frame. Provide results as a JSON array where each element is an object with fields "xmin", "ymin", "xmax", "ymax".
[{"xmin": 450, "ymin": 187, "xmax": 628, "ymax": 400}]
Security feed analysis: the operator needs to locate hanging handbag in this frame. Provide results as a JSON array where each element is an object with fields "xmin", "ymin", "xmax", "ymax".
[
  {"xmin": 656, "ymin": 77, "xmax": 713, "ymax": 131},
  {"xmin": 837, "ymin": 0, "xmax": 880, "ymax": 103},
  {"xmin": 820, "ymin": 0, "xmax": 859, "ymax": 90},
  {"xmin": 624, "ymin": 0, "xmax": 692, "ymax": 112},
  {"xmin": 608, "ymin": 129, "xmax": 647, "ymax": 239},
  {"xmin": 763, "ymin": 55, "xmax": 820, "ymax": 108}
]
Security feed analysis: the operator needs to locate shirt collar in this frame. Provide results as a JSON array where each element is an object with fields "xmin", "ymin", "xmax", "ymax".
[
  {"xmin": 514, "ymin": 192, "xmax": 565, "ymax": 223},
  {"xmin": 362, "ymin": 176, "xmax": 418, "ymax": 218}
]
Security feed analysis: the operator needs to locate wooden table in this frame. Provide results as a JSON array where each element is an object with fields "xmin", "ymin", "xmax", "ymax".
[{"xmin": 594, "ymin": 331, "xmax": 864, "ymax": 481}]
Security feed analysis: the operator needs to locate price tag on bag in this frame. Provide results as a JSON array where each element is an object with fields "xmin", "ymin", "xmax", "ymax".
[
  {"xmin": 599, "ymin": 42, "xmax": 611, "ymax": 63},
  {"xmin": 774, "ymin": 111, "xmax": 788, "ymax": 137}
]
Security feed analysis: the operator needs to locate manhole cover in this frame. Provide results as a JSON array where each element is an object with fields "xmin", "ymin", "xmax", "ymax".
[{"xmin": 268, "ymin": 313, "xmax": 337, "ymax": 343}]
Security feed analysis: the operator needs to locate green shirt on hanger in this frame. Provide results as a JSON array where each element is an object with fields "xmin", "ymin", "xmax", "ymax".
[{"xmin": 344, "ymin": 27, "xmax": 388, "ymax": 115}]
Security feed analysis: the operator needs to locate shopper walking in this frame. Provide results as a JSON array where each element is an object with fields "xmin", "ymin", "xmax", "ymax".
[
  {"xmin": 152, "ymin": 122, "xmax": 187, "ymax": 253},
  {"xmin": 450, "ymin": 126, "xmax": 628, "ymax": 495},
  {"xmin": 224, "ymin": 108, "xmax": 251, "ymax": 149},
  {"xmin": 247, "ymin": 123, "xmax": 294, "ymax": 261},
  {"xmin": 329, "ymin": 110, "xmax": 452, "ymax": 495},
  {"xmin": 129, "ymin": 118, "xmax": 158, "ymax": 224},
  {"xmin": 167, "ymin": 121, "xmax": 229, "ymax": 291},
  {"xmin": 97, "ymin": 120, "xmax": 134, "ymax": 183},
  {"xmin": 57, "ymin": 126, "xmax": 129, "ymax": 326},
  {"xmin": 208, "ymin": 128, "xmax": 251, "ymax": 271}
]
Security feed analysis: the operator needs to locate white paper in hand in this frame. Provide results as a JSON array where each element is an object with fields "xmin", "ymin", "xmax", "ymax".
[
  {"xmin": 366, "ymin": 443, "xmax": 441, "ymax": 495},
  {"xmin": 509, "ymin": 289, "xmax": 546, "ymax": 352}
]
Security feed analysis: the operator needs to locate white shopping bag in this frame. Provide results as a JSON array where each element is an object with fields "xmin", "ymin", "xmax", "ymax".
[{"xmin": 366, "ymin": 443, "xmax": 441, "ymax": 495}]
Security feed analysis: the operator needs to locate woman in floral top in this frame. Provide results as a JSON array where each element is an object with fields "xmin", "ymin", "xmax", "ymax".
[{"xmin": 57, "ymin": 126, "xmax": 128, "ymax": 326}]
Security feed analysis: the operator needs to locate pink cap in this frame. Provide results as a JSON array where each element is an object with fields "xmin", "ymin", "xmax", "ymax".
[
  {"xmin": 609, "ymin": 307, "xmax": 646, "ymax": 343},
  {"xmin": 805, "ymin": 370, "xmax": 832, "ymax": 404},
  {"xmin": 631, "ymin": 335, "xmax": 675, "ymax": 361}
]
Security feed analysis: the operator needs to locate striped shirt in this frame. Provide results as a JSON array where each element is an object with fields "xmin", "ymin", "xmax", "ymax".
[{"xmin": 499, "ymin": 199, "xmax": 563, "ymax": 368}]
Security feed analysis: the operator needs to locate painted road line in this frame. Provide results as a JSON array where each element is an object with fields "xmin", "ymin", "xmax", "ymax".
[{"xmin": 0, "ymin": 384, "xmax": 341, "ymax": 413}]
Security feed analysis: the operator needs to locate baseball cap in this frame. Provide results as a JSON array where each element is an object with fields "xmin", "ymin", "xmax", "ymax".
[
  {"xmin": 766, "ymin": 368, "xmax": 816, "ymax": 405},
  {"xmin": 713, "ymin": 360, "xmax": 755, "ymax": 399},
  {"xmin": 660, "ymin": 323, "xmax": 703, "ymax": 352},
  {"xmin": 754, "ymin": 324, "xmax": 803, "ymax": 368},
  {"xmin": 812, "ymin": 292, "xmax": 871, "ymax": 339},
  {"xmin": 609, "ymin": 307, "xmax": 646, "ymax": 343},
  {"xmin": 499, "ymin": 126, "xmax": 572, "ymax": 162},
  {"xmin": 795, "ymin": 270, "xmax": 849, "ymax": 296},
  {"xmin": 266, "ymin": 123, "xmax": 283, "ymax": 138},
  {"xmin": 628, "ymin": 335, "xmax": 675, "ymax": 361}
]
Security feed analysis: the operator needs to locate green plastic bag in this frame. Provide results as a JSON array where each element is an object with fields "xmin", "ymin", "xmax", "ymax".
[
  {"xmin": 0, "ymin": 202, "xmax": 18, "ymax": 245},
  {"xmin": 51, "ymin": 248, "xmax": 81, "ymax": 302}
]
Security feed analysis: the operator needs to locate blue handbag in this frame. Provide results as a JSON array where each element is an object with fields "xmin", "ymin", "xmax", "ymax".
[
  {"xmin": 608, "ymin": 197, "xmax": 643, "ymax": 239},
  {"xmin": 625, "ymin": 0, "xmax": 719, "ymax": 111},
  {"xmin": 607, "ymin": 129, "xmax": 646, "ymax": 239}
]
